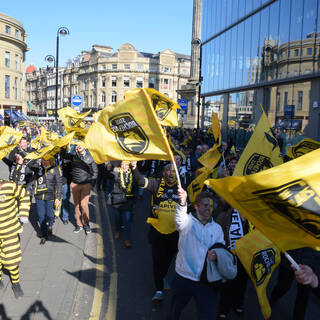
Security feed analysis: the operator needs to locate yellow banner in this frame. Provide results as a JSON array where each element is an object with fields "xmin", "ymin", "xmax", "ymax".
[
  {"xmin": 0, "ymin": 126, "xmax": 23, "ymax": 160},
  {"xmin": 205, "ymin": 149, "xmax": 320, "ymax": 251},
  {"xmin": 85, "ymin": 88, "xmax": 174, "ymax": 164},
  {"xmin": 187, "ymin": 167, "xmax": 218, "ymax": 203},
  {"xmin": 168, "ymin": 136, "xmax": 186, "ymax": 160},
  {"xmin": 58, "ymin": 107, "xmax": 91, "ymax": 130},
  {"xmin": 287, "ymin": 138, "xmax": 320, "ymax": 159},
  {"xmin": 125, "ymin": 88, "xmax": 180, "ymax": 127},
  {"xmin": 26, "ymin": 132, "xmax": 75, "ymax": 160},
  {"xmin": 233, "ymin": 110, "xmax": 283, "ymax": 176},
  {"xmin": 235, "ymin": 229, "xmax": 281, "ymax": 319},
  {"xmin": 211, "ymin": 112, "xmax": 221, "ymax": 146},
  {"xmin": 198, "ymin": 144, "xmax": 221, "ymax": 170},
  {"xmin": 40, "ymin": 128, "xmax": 58, "ymax": 145}
]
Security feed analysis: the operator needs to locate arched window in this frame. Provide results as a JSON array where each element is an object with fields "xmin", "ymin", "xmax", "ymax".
[{"xmin": 111, "ymin": 91, "xmax": 117, "ymax": 103}]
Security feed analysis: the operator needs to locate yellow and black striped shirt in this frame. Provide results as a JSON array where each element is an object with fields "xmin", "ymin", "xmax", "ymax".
[{"xmin": 0, "ymin": 181, "xmax": 31, "ymax": 238}]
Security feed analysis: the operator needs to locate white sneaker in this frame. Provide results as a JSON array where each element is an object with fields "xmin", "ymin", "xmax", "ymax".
[{"xmin": 152, "ymin": 291, "xmax": 164, "ymax": 301}]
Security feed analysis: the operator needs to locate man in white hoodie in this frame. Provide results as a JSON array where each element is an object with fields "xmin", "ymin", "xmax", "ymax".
[{"xmin": 170, "ymin": 186, "xmax": 225, "ymax": 320}]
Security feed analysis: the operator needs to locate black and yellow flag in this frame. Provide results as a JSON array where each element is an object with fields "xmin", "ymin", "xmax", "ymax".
[
  {"xmin": 235, "ymin": 229, "xmax": 281, "ymax": 319},
  {"xmin": 287, "ymin": 138, "xmax": 320, "ymax": 159},
  {"xmin": 58, "ymin": 107, "xmax": 91, "ymax": 131},
  {"xmin": 211, "ymin": 112, "xmax": 221, "ymax": 146},
  {"xmin": 168, "ymin": 136, "xmax": 186, "ymax": 160},
  {"xmin": 85, "ymin": 88, "xmax": 174, "ymax": 164},
  {"xmin": 233, "ymin": 110, "xmax": 283, "ymax": 176},
  {"xmin": 125, "ymin": 88, "xmax": 181, "ymax": 127},
  {"xmin": 0, "ymin": 126, "xmax": 23, "ymax": 160},
  {"xmin": 26, "ymin": 132, "xmax": 75, "ymax": 160},
  {"xmin": 205, "ymin": 149, "xmax": 320, "ymax": 252},
  {"xmin": 187, "ymin": 167, "xmax": 218, "ymax": 203}
]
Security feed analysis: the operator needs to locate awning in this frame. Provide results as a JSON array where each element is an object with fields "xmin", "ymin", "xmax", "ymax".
[{"xmin": 4, "ymin": 110, "xmax": 18, "ymax": 121}]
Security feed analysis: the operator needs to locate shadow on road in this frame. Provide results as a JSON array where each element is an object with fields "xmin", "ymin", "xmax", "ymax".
[{"xmin": 65, "ymin": 268, "xmax": 107, "ymax": 290}]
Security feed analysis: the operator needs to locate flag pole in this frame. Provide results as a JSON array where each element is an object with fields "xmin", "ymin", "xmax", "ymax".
[
  {"xmin": 284, "ymin": 252, "xmax": 301, "ymax": 270},
  {"xmin": 172, "ymin": 160, "xmax": 182, "ymax": 189}
]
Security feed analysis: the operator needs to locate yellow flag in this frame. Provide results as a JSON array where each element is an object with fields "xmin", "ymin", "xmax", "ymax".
[
  {"xmin": 187, "ymin": 167, "xmax": 218, "ymax": 203},
  {"xmin": 26, "ymin": 132, "xmax": 75, "ymax": 160},
  {"xmin": 85, "ymin": 88, "xmax": 174, "ymax": 164},
  {"xmin": 287, "ymin": 138, "xmax": 320, "ymax": 159},
  {"xmin": 198, "ymin": 145, "xmax": 221, "ymax": 170},
  {"xmin": 30, "ymin": 135, "xmax": 41, "ymax": 150},
  {"xmin": 169, "ymin": 136, "xmax": 186, "ymax": 160},
  {"xmin": 233, "ymin": 110, "xmax": 283, "ymax": 176},
  {"xmin": 124, "ymin": 88, "xmax": 181, "ymax": 127},
  {"xmin": 235, "ymin": 229, "xmax": 281, "ymax": 319},
  {"xmin": 0, "ymin": 127, "xmax": 23, "ymax": 160},
  {"xmin": 40, "ymin": 128, "xmax": 59, "ymax": 145},
  {"xmin": 211, "ymin": 112, "xmax": 221, "ymax": 146},
  {"xmin": 58, "ymin": 107, "xmax": 91, "ymax": 130},
  {"xmin": 205, "ymin": 149, "xmax": 320, "ymax": 251}
]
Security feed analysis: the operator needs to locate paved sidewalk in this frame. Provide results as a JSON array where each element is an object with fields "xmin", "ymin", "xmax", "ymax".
[{"xmin": 0, "ymin": 203, "xmax": 92, "ymax": 320}]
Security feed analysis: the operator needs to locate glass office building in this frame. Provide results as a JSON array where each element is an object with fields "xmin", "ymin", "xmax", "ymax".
[{"xmin": 201, "ymin": 0, "xmax": 320, "ymax": 147}]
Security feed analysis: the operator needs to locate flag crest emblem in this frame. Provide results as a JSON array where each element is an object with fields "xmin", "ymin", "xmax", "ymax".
[
  {"xmin": 251, "ymin": 248, "xmax": 276, "ymax": 286},
  {"xmin": 109, "ymin": 113, "xmax": 149, "ymax": 154},
  {"xmin": 243, "ymin": 153, "xmax": 273, "ymax": 175},
  {"xmin": 151, "ymin": 93, "xmax": 173, "ymax": 121}
]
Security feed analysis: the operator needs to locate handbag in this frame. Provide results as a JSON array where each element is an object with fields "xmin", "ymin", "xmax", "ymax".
[{"xmin": 111, "ymin": 192, "xmax": 127, "ymax": 205}]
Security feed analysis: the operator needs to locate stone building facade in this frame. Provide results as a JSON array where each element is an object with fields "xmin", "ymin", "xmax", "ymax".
[{"xmin": 0, "ymin": 12, "xmax": 28, "ymax": 115}]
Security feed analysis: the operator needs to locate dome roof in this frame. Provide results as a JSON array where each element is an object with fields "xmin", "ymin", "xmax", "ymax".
[{"xmin": 26, "ymin": 64, "xmax": 37, "ymax": 73}]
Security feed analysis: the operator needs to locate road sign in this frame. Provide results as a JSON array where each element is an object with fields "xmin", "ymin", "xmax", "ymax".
[
  {"xmin": 178, "ymin": 99, "xmax": 188, "ymax": 112},
  {"xmin": 284, "ymin": 105, "xmax": 295, "ymax": 118},
  {"xmin": 71, "ymin": 95, "xmax": 82, "ymax": 107}
]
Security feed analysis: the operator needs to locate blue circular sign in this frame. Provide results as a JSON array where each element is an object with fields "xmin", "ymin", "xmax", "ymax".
[{"xmin": 71, "ymin": 95, "xmax": 82, "ymax": 107}]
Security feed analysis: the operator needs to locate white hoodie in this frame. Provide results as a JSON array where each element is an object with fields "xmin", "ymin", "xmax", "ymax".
[{"xmin": 174, "ymin": 203, "xmax": 225, "ymax": 281}]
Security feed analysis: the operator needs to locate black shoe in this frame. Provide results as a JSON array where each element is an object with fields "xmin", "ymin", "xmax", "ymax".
[
  {"xmin": 12, "ymin": 283, "xmax": 24, "ymax": 299},
  {"xmin": 0, "ymin": 280, "xmax": 4, "ymax": 290},
  {"xmin": 40, "ymin": 237, "xmax": 46, "ymax": 245},
  {"xmin": 63, "ymin": 220, "xmax": 69, "ymax": 225},
  {"xmin": 73, "ymin": 226, "xmax": 83, "ymax": 233},
  {"xmin": 83, "ymin": 224, "xmax": 91, "ymax": 234},
  {"xmin": 47, "ymin": 226, "xmax": 53, "ymax": 236}
]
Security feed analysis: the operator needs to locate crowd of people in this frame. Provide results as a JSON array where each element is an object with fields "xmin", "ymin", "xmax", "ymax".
[{"xmin": 0, "ymin": 120, "xmax": 319, "ymax": 320}]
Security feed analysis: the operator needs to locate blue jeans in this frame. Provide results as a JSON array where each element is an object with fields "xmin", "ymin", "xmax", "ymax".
[
  {"xmin": 36, "ymin": 199, "xmax": 54, "ymax": 238},
  {"xmin": 61, "ymin": 183, "xmax": 71, "ymax": 221},
  {"xmin": 169, "ymin": 273, "xmax": 219, "ymax": 320},
  {"xmin": 114, "ymin": 209, "xmax": 132, "ymax": 241}
]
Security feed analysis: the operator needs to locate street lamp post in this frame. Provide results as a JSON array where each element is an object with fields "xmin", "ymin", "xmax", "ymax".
[
  {"xmin": 55, "ymin": 27, "xmax": 70, "ymax": 121},
  {"xmin": 45, "ymin": 55, "xmax": 56, "ymax": 119}
]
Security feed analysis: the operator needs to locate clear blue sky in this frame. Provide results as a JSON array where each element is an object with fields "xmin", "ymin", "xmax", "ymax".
[{"xmin": 1, "ymin": 0, "xmax": 193, "ymax": 69}]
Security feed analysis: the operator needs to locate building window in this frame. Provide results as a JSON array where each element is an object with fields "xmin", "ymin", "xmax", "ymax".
[
  {"xmin": 307, "ymin": 48, "xmax": 312, "ymax": 55},
  {"xmin": 294, "ymin": 70, "xmax": 298, "ymax": 76},
  {"xmin": 112, "ymin": 64, "xmax": 117, "ymax": 70},
  {"xmin": 305, "ymin": 69, "xmax": 312, "ymax": 74},
  {"xmin": 276, "ymin": 92, "xmax": 280, "ymax": 112},
  {"xmin": 101, "ymin": 92, "xmax": 106, "ymax": 104},
  {"xmin": 137, "ymin": 64, "xmax": 144, "ymax": 71},
  {"xmin": 149, "ymin": 77, "xmax": 155, "ymax": 88},
  {"xmin": 136, "ymin": 76, "xmax": 143, "ymax": 88},
  {"xmin": 14, "ymin": 77, "xmax": 18, "ymax": 100},
  {"xmin": 163, "ymin": 78, "xmax": 169, "ymax": 89},
  {"xmin": 15, "ymin": 29, "xmax": 19, "ymax": 38},
  {"xmin": 150, "ymin": 65, "xmax": 157, "ymax": 72},
  {"xmin": 123, "ymin": 76, "xmax": 130, "ymax": 87},
  {"xmin": 5, "ymin": 75, "xmax": 10, "ymax": 98},
  {"xmin": 284, "ymin": 91, "xmax": 288, "ymax": 107},
  {"xmin": 111, "ymin": 76, "xmax": 117, "ymax": 87},
  {"xmin": 124, "ymin": 64, "xmax": 130, "ymax": 70},
  {"xmin": 294, "ymin": 49, "xmax": 299, "ymax": 56},
  {"xmin": 5, "ymin": 25, "xmax": 11, "ymax": 35},
  {"xmin": 5, "ymin": 52, "xmax": 10, "ymax": 68},
  {"xmin": 287, "ymin": 50, "xmax": 291, "ymax": 57},
  {"xmin": 164, "ymin": 67, "xmax": 171, "ymax": 73},
  {"xmin": 111, "ymin": 91, "xmax": 117, "ymax": 103},
  {"xmin": 15, "ymin": 54, "xmax": 19, "ymax": 70},
  {"xmin": 297, "ymin": 91, "xmax": 303, "ymax": 110},
  {"xmin": 101, "ymin": 76, "xmax": 106, "ymax": 87}
]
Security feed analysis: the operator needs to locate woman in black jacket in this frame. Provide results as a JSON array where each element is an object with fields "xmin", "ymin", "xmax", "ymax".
[
  {"xmin": 61, "ymin": 145, "xmax": 98, "ymax": 234},
  {"xmin": 31, "ymin": 158, "xmax": 63, "ymax": 244}
]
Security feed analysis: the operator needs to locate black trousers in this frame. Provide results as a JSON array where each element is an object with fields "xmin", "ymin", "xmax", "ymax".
[
  {"xmin": 218, "ymin": 258, "xmax": 248, "ymax": 315},
  {"xmin": 148, "ymin": 226, "xmax": 179, "ymax": 291},
  {"xmin": 271, "ymin": 264, "xmax": 311, "ymax": 320}
]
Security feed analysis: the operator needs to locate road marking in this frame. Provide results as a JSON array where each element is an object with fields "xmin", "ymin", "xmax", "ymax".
[
  {"xmin": 101, "ymin": 195, "xmax": 118, "ymax": 320},
  {"xmin": 89, "ymin": 195, "xmax": 105, "ymax": 320}
]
